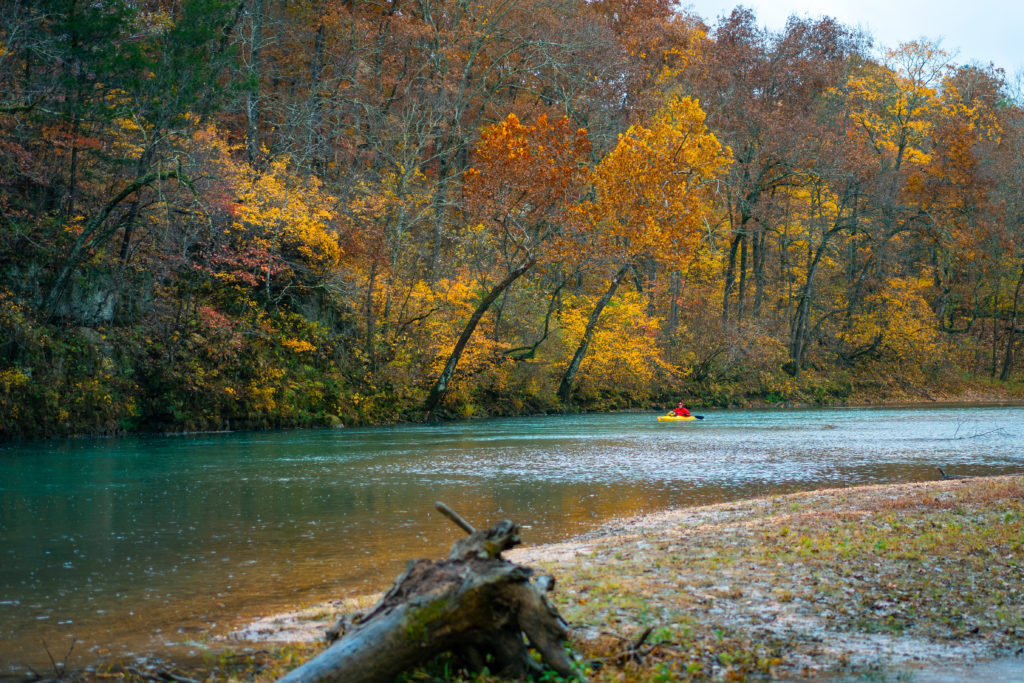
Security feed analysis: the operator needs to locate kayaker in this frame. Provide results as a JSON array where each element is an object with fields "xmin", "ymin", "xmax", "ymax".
[{"xmin": 673, "ymin": 401, "xmax": 691, "ymax": 417}]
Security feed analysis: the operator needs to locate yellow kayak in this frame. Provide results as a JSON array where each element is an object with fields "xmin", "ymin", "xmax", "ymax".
[{"xmin": 657, "ymin": 414, "xmax": 696, "ymax": 422}]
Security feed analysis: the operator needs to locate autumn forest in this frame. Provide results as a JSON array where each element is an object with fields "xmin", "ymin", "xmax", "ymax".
[{"xmin": 1, "ymin": 0, "xmax": 1023, "ymax": 437}]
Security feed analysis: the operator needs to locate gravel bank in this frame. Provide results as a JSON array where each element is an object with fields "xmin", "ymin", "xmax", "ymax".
[{"xmin": 233, "ymin": 475, "xmax": 1024, "ymax": 681}]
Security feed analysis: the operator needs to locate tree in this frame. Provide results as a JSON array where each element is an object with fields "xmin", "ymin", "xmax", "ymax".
[
  {"xmin": 423, "ymin": 112, "xmax": 590, "ymax": 416},
  {"xmin": 557, "ymin": 95, "xmax": 730, "ymax": 403},
  {"xmin": 829, "ymin": 40, "xmax": 947, "ymax": 339},
  {"xmin": 905, "ymin": 65, "xmax": 1003, "ymax": 339},
  {"xmin": 678, "ymin": 10, "xmax": 866, "ymax": 322},
  {"xmin": 15, "ymin": 0, "xmax": 245, "ymax": 322},
  {"xmin": 986, "ymin": 92, "xmax": 1024, "ymax": 380},
  {"xmin": 781, "ymin": 178, "xmax": 861, "ymax": 376}
]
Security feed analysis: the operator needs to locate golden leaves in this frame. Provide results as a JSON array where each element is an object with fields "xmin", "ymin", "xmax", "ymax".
[
  {"xmin": 232, "ymin": 157, "xmax": 342, "ymax": 274},
  {"xmin": 585, "ymin": 95, "xmax": 731, "ymax": 263},
  {"xmin": 556, "ymin": 290, "xmax": 667, "ymax": 395},
  {"xmin": 839, "ymin": 276, "xmax": 940, "ymax": 370},
  {"xmin": 282, "ymin": 338, "xmax": 316, "ymax": 354},
  {"xmin": 832, "ymin": 42, "xmax": 950, "ymax": 169}
]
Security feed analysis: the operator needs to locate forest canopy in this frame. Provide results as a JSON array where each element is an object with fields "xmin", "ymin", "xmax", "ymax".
[{"xmin": 1, "ymin": 0, "xmax": 1022, "ymax": 437}]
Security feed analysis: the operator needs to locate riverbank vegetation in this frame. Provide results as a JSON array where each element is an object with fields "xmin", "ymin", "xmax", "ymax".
[
  {"xmin": 2, "ymin": 1, "xmax": 1024, "ymax": 437},
  {"xmin": 212, "ymin": 475, "xmax": 1023, "ymax": 682}
]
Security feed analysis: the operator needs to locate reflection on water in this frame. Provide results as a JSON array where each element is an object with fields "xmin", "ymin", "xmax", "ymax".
[{"xmin": 2, "ymin": 406, "xmax": 1023, "ymax": 673}]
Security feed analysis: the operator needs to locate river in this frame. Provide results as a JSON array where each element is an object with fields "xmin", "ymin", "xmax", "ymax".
[{"xmin": 2, "ymin": 405, "xmax": 1023, "ymax": 675}]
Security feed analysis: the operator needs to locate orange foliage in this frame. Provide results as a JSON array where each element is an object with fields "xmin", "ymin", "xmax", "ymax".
[{"xmin": 465, "ymin": 112, "xmax": 591, "ymax": 265}]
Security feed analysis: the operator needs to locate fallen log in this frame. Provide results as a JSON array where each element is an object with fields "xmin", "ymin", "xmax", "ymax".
[{"xmin": 277, "ymin": 503, "xmax": 585, "ymax": 683}]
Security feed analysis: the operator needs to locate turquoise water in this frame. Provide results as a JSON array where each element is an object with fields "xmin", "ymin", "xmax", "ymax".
[{"xmin": 2, "ymin": 406, "xmax": 1023, "ymax": 673}]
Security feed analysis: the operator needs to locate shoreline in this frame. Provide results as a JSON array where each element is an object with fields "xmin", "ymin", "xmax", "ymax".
[
  {"xmin": 229, "ymin": 474, "xmax": 1024, "ymax": 681},
  {"xmin": 5, "ymin": 389, "xmax": 1024, "ymax": 442}
]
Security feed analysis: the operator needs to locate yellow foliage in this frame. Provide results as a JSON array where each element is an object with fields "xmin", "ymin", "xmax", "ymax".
[
  {"xmin": 386, "ymin": 277, "xmax": 516, "ymax": 404},
  {"xmin": 346, "ymin": 167, "xmax": 433, "ymax": 265},
  {"xmin": 282, "ymin": 338, "xmax": 316, "ymax": 354},
  {"xmin": 586, "ymin": 95, "xmax": 731, "ymax": 264},
  {"xmin": 110, "ymin": 116, "xmax": 147, "ymax": 157},
  {"xmin": 233, "ymin": 157, "xmax": 341, "ymax": 274},
  {"xmin": 839, "ymin": 277, "xmax": 940, "ymax": 370},
  {"xmin": 653, "ymin": 30, "xmax": 711, "ymax": 92},
  {"xmin": 247, "ymin": 366, "xmax": 286, "ymax": 414},
  {"xmin": 183, "ymin": 126, "xmax": 342, "ymax": 283},
  {"xmin": 832, "ymin": 42, "xmax": 947, "ymax": 170},
  {"xmin": 556, "ymin": 290, "xmax": 667, "ymax": 396},
  {"xmin": 776, "ymin": 180, "xmax": 846, "ymax": 279},
  {"xmin": 0, "ymin": 367, "xmax": 29, "ymax": 389},
  {"xmin": 0, "ymin": 367, "xmax": 30, "ymax": 422}
]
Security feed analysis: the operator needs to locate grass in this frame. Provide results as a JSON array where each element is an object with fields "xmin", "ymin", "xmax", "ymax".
[{"xmin": 527, "ymin": 475, "xmax": 1024, "ymax": 681}]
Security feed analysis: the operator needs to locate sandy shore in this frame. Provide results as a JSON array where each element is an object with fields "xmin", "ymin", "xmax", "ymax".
[{"xmin": 230, "ymin": 475, "xmax": 1024, "ymax": 680}]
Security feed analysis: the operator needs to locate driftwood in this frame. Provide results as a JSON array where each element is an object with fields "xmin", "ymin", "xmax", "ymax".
[{"xmin": 277, "ymin": 503, "xmax": 585, "ymax": 683}]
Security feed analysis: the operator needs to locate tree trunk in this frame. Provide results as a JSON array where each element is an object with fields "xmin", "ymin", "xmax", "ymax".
[
  {"xmin": 364, "ymin": 259, "xmax": 378, "ymax": 367},
  {"xmin": 787, "ymin": 237, "xmax": 832, "ymax": 376},
  {"xmin": 45, "ymin": 170, "xmax": 180, "ymax": 320},
  {"xmin": 277, "ymin": 508, "xmax": 584, "ymax": 683},
  {"xmin": 117, "ymin": 152, "xmax": 156, "ymax": 265},
  {"xmin": 737, "ymin": 230, "xmax": 748, "ymax": 319},
  {"xmin": 306, "ymin": 21, "xmax": 325, "ymax": 176},
  {"xmin": 722, "ymin": 231, "xmax": 742, "ymax": 320},
  {"xmin": 788, "ymin": 285, "xmax": 813, "ymax": 377},
  {"xmin": 667, "ymin": 270, "xmax": 681, "ymax": 335},
  {"xmin": 558, "ymin": 264, "xmax": 629, "ymax": 404},
  {"xmin": 245, "ymin": 0, "xmax": 263, "ymax": 165},
  {"xmin": 991, "ymin": 294, "xmax": 1000, "ymax": 378},
  {"xmin": 506, "ymin": 278, "xmax": 566, "ymax": 361},
  {"xmin": 116, "ymin": 199, "xmax": 141, "ymax": 263},
  {"xmin": 999, "ymin": 264, "xmax": 1024, "ymax": 381},
  {"xmin": 752, "ymin": 228, "xmax": 765, "ymax": 319},
  {"xmin": 428, "ymin": 133, "xmax": 455, "ymax": 281},
  {"xmin": 424, "ymin": 259, "xmax": 534, "ymax": 417}
]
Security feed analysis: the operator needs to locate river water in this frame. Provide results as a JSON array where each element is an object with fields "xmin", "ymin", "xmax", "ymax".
[{"xmin": 2, "ymin": 405, "xmax": 1023, "ymax": 674}]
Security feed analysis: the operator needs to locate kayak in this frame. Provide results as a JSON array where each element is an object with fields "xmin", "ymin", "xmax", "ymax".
[{"xmin": 657, "ymin": 414, "xmax": 696, "ymax": 422}]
